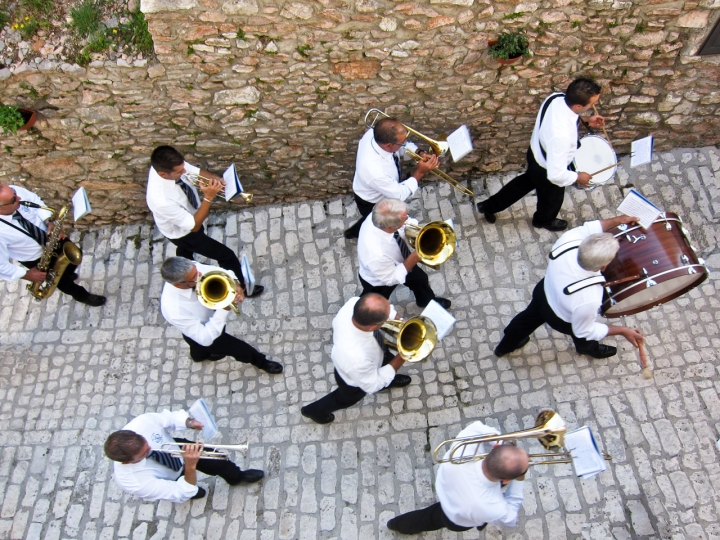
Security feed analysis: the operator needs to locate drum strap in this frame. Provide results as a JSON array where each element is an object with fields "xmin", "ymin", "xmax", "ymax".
[
  {"xmin": 563, "ymin": 275, "xmax": 607, "ymax": 296},
  {"xmin": 537, "ymin": 93, "xmax": 582, "ymax": 165},
  {"xmin": 549, "ymin": 240, "xmax": 582, "ymax": 260}
]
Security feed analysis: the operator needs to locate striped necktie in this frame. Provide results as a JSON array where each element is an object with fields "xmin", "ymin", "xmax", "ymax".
[
  {"xmin": 148, "ymin": 450, "xmax": 183, "ymax": 471},
  {"xmin": 393, "ymin": 231, "xmax": 412, "ymax": 259},
  {"xmin": 372, "ymin": 329, "xmax": 388, "ymax": 354},
  {"xmin": 176, "ymin": 180, "xmax": 199, "ymax": 209},
  {"xmin": 393, "ymin": 154, "xmax": 402, "ymax": 181},
  {"xmin": 13, "ymin": 212, "xmax": 48, "ymax": 246}
]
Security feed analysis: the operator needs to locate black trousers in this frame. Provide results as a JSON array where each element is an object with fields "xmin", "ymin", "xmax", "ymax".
[
  {"xmin": 302, "ymin": 349, "xmax": 396, "ymax": 418},
  {"xmin": 359, "ymin": 265, "xmax": 435, "ymax": 308},
  {"xmin": 183, "ymin": 328, "xmax": 266, "ymax": 366},
  {"xmin": 20, "ymin": 239, "xmax": 91, "ymax": 301},
  {"xmin": 170, "ymin": 226, "xmax": 245, "ymax": 288},
  {"xmin": 388, "ymin": 503, "xmax": 473, "ymax": 534},
  {"xmin": 482, "ymin": 148, "xmax": 565, "ymax": 225},
  {"xmin": 496, "ymin": 279, "xmax": 597, "ymax": 352},
  {"xmin": 174, "ymin": 437, "xmax": 243, "ymax": 484},
  {"xmin": 344, "ymin": 194, "xmax": 376, "ymax": 238}
]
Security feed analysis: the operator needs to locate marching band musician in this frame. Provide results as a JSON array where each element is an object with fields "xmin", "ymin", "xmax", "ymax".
[
  {"xmin": 343, "ymin": 117, "xmax": 439, "ymax": 239},
  {"xmin": 358, "ymin": 198, "xmax": 451, "ymax": 310},
  {"xmin": 147, "ymin": 145, "xmax": 263, "ymax": 298},
  {"xmin": 493, "ymin": 215, "xmax": 644, "ymax": 359},
  {"xmin": 301, "ymin": 293, "xmax": 412, "ymax": 424},
  {"xmin": 0, "ymin": 184, "xmax": 106, "ymax": 306},
  {"xmin": 476, "ymin": 78, "xmax": 605, "ymax": 232},
  {"xmin": 104, "ymin": 409, "xmax": 264, "ymax": 502},
  {"xmin": 160, "ymin": 256, "xmax": 283, "ymax": 373},
  {"xmin": 387, "ymin": 421, "xmax": 528, "ymax": 534}
]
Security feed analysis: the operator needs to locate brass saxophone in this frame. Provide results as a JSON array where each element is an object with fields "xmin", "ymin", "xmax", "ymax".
[{"xmin": 20, "ymin": 202, "xmax": 83, "ymax": 300}]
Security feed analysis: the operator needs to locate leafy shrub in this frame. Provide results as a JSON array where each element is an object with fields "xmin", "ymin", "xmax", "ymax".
[
  {"xmin": 488, "ymin": 31, "xmax": 530, "ymax": 60},
  {"xmin": 0, "ymin": 105, "xmax": 25, "ymax": 135},
  {"xmin": 117, "ymin": 10, "xmax": 154, "ymax": 56},
  {"xmin": 71, "ymin": 0, "xmax": 102, "ymax": 38}
]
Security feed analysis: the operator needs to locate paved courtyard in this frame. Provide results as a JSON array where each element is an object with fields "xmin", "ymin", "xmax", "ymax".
[{"xmin": 1, "ymin": 147, "xmax": 720, "ymax": 540}]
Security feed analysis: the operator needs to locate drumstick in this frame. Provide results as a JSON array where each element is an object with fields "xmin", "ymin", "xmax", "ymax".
[
  {"xmin": 589, "ymin": 160, "xmax": 623, "ymax": 177},
  {"xmin": 592, "ymin": 104, "xmax": 615, "ymax": 153},
  {"xmin": 638, "ymin": 339, "xmax": 652, "ymax": 379}
]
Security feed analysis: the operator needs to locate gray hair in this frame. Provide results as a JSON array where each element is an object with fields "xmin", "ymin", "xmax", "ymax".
[
  {"xmin": 577, "ymin": 233, "xmax": 619, "ymax": 271},
  {"xmin": 372, "ymin": 198, "xmax": 407, "ymax": 229},
  {"xmin": 160, "ymin": 256, "xmax": 195, "ymax": 283}
]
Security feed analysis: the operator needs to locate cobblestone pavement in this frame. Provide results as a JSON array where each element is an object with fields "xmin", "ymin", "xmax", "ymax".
[{"xmin": 1, "ymin": 147, "xmax": 720, "ymax": 540}]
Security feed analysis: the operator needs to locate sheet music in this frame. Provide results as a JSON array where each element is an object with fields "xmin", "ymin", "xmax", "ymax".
[
  {"xmin": 617, "ymin": 189, "xmax": 661, "ymax": 229},
  {"xmin": 630, "ymin": 136, "xmax": 653, "ymax": 168},
  {"xmin": 222, "ymin": 164, "xmax": 243, "ymax": 202},
  {"xmin": 564, "ymin": 426, "xmax": 607, "ymax": 478},
  {"xmin": 420, "ymin": 300, "xmax": 456, "ymax": 340},
  {"xmin": 240, "ymin": 254, "xmax": 255, "ymax": 296},
  {"xmin": 447, "ymin": 125, "xmax": 473, "ymax": 163},
  {"xmin": 72, "ymin": 187, "xmax": 91, "ymax": 221},
  {"xmin": 189, "ymin": 398, "xmax": 219, "ymax": 440}
]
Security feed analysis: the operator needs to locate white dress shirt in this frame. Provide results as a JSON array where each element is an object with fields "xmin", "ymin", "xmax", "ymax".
[
  {"xmin": 357, "ymin": 214, "xmax": 417, "ymax": 287},
  {"xmin": 160, "ymin": 262, "xmax": 235, "ymax": 346},
  {"xmin": 112, "ymin": 410, "xmax": 199, "ymax": 503},
  {"xmin": 544, "ymin": 220, "xmax": 608, "ymax": 342},
  {"xmin": 352, "ymin": 128, "xmax": 419, "ymax": 203},
  {"xmin": 436, "ymin": 421, "xmax": 525, "ymax": 528},
  {"xmin": 331, "ymin": 296, "xmax": 398, "ymax": 394},
  {"xmin": 0, "ymin": 186, "xmax": 53, "ymax": 282},
  {"xmin": 146, "ymin": 161, "xmax": 201, "ymax": 239},
  {"xmin": 529, "ymin": 93, "xmax": 580, "ymax": 187}
]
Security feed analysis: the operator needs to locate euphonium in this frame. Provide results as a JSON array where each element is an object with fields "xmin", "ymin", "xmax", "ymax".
[
  {"xmin": 196, "ymin": 270, "xmax": 241, "ymax": 314},
  {"xmin": 381, "ymin": 316, "xmax": 438, "ymax": 362},
  {"xmin": 403, "ymin": 221, "xmax": 456, "ymax": 267},
  {"xmin": 20, "ymin": 202, "xmax": 82, "ymax": 301},
  {"xmin": 159, "ymin": 442, "xmax": 249, "ymax": 460},
  {"xmin": 184, "ymin": 173, "xmax": 253, "ymax": 203}
]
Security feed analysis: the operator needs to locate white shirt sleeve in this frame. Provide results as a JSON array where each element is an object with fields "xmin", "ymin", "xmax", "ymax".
[
  {"xmin": 169, "ymin": 305, "xmax": 229, "ymax": 347},
  {"xmin": 570, "ymin": 301, "xmax": 609, "ymax": 341},
  {"xmin": 363, "ymin": 253, "xmax": 408, "ymax": 287},
  {"xmin": 491, "ymin": 479, "xmax": 525, "ymax": 527},
  {"xmin": 121, "ymin": 474, "xmax": 199, "ymax": 504},
  {"xmin": 369, "ymin": 170, "xmax": 418, "ymax": 201},
  {"xmin": 543, "ymin": 135, "xmax": 579, "ymax": 187},
  {"xmin": 0, "ymin": 240, "xmax": 28, "ymax": 282}
]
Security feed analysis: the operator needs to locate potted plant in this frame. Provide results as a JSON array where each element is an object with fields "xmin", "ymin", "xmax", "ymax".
[
  {"xmin": 488, "ymin": 31, "xmax": 530, "ymax": 65},
  {"xmin": 0, "ymin": 104, "xmax": 37, "ymax": 134}
]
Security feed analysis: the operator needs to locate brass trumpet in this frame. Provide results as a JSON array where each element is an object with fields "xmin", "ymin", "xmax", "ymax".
[
  {"xmin": 196, "ymin": 270, "xmax": 241, "ymax": 314},
  {"xmin": 184, "ymin": 173, "xmax": 253, "ymax": 204},
  {"xmin": 381, "ymin": 316, "xmax": 438, "ymax": 362},
  {"xmin": 404, "ymin": 221, "xmax": 456, "ymax": 267},
  {"xmin": 159, "ymin": 442, "xmax": 249, "ymax": 461},
  {"xmin": 364, "ymin": 109, "xmax": 474, "ymax": 197}
]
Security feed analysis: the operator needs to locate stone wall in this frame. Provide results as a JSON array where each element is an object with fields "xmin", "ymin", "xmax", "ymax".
[{"xmin": 1, "ymin": 0, "xmax": 719, "ymax": 225}]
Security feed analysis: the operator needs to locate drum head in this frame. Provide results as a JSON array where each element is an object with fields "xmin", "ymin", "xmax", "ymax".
[
  {"xmin": 603, "ymin": 271, "xmax": 706, "ymax": 317},
  {"xmin": 573, "ymin": 135, "xmax": 617, "ymax": 185}
]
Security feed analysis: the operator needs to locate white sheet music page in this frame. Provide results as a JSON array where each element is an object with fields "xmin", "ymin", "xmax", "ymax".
[
  {"xmin": 222, "ymin": 164, "xmax": 242, "ymax": 202},
  {"xmin": 420, "ymin": 300, "xmax": 456, "ymax": 340},
  {"xmin": 447, "ymin": 125, "xmax": 473, "ymax": 163},
  {"xmin": 240, "ymin": 254, "xmax": 255, "ymax": 296},
  {"xmin": 189, "ymin": 398, "xmax": 219, "ymax": 440},
  {"xmin": 72, "ymin": 187, "xmax": 91, "ymax": 221},
  {"xmin": 630, "ymin": 136, "xmax": 653, "ymax": 168},
  {"xmin": 617, "ymin": 189, "xmax": 662, "ymax": 229},
  {"xmin": 564, "ymin": 426, "xmax": 607, "ymax": 478}
]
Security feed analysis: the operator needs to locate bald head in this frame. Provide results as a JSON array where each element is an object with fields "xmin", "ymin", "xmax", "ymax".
[
  {"xmin": 483, "ymin": 445, "xmax": 529, "ymax": 481},
  {"xmin": 353, "ymin": 293, "xmax": 391, "ymax": 327},
  {"xmin": 373, "ymin": 118, "xmax": 406, "ymax": 146}
]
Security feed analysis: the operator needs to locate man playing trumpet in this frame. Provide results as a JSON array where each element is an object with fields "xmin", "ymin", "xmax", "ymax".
[
  {"xmin": 147, "ymin": 145, "xmax": 263, "ymax": 298},
  {"xmin": 104, "ymin": 409, "xmax": 264, "ymax": 502},
  {"xmin": 160, "ymin": 256, "xmax": 282, "ymax": 373}
]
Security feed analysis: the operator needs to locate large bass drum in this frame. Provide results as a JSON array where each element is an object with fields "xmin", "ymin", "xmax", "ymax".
[{"xmin": 601, "ymin": 212, "xmax": 707, "ymax": 317}]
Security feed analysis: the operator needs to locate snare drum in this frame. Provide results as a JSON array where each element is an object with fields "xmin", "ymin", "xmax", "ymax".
[
  {"xmin": 573, "ymin": 135, "xmax": 617, "ymax": 187},
  {"xmin": 600, "ymin": 212, "xmax": 707, "ymax": 317}
]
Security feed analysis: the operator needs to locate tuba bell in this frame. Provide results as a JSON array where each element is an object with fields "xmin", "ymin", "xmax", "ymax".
[
  {"xmin": 381, "ymin": 316, "xmax": 438, "ymax": 362},
  {"xmin": 403, "ymin": 221, "xmax": 456, "ymax": 267},
  {"xmin": 196, "ymin": 270, "xmax": 240, "ymax": 314}
]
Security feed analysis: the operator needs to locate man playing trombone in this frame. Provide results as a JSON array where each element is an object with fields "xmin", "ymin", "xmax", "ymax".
[
  {"xmin": 387, "ymin": 421, "xmax": 528, "ymax": 534},
  {"xmin": 146, "ymin": 145, "xmax": 263, "ymax": 298},
  {"xmin": 343, "ymin": 118, "xmax": 439, "ymax": 239},
  {"xmin": 104, "ymin": 409, "xmax": 264, "ymax": 502},
  {"xmin": 160, "ymin": 256, "xmax": 283, "ymax": 373}
]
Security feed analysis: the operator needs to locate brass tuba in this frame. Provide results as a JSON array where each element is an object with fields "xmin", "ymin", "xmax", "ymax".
[
  {"xmin": 196, "ymin": 270, "xmax": 240, "ymax": 314},
  {"xmin": 381, "ymin": 316, "xmax": 438, "ymax": 362},
  {"xmin": 404, "ymin": 221, "xmax": 456, "ymax": 267},
  {"xmin": 20, "ymin": 203, "xmax": 83, "ymax": 301}
]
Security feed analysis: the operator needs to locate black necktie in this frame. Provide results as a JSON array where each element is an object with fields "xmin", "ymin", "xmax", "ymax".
[
  {"xmin": 148, "ymin": 450, "xmax": 183, "ymax": 472},
  {"xmin": 393, "ymin": 154, "xmax": 402, "ymax": 181},
  {"xmin": 13, "ymin": 212, "xmax": 48, "ymax": 246},
  {"xmin": 393, "ymin": 231, "xmax": 411, "ymax": 259},
  {"xmin": 373, "ymin": 329, "xmax": 389, "ymax": 355},
  {"xmin": 176, "ymin": 180, "xmax": 199, "ymax": 209}
]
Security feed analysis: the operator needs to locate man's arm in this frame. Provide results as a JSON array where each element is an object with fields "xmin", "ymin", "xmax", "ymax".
[
  {"xmin": 191, "ymin": 174, "xmax": 224, "ymax": 232},
  {"xmin": 606, "ymin": 325, "xmax": 643, "ymax": 347},
  {"xmin": 599, "ymin": 215, "xmax": 638, "ymax": 232},
  {"xmin": 0, "ymin": 240, "xmax": 41, "ymax": 282},
  {"xmin": 160, "ymin": 294, "xmax": 230, "ymax": 347}
]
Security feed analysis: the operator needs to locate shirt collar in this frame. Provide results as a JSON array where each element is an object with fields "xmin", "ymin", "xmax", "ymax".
[{"xmin": 371, "ymin": 135, "xmax": 395, "ymax": 159}]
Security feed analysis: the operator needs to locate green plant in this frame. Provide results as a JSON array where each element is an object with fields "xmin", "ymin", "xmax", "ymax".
[
  {"xmin": 607, "ymin": 21, "xmax": 619, "ymax": 28},
  {"xmin": 71, "ymin": 0, "xmax": 102, "ymax": 38},
  {"xmin": 21, "ymin": 0, "xmax": 53, "ymax": 14},
  {"xmin": 75, "ymin": 50, "xmax": 92, "ymax": 66},
  {"xmin": 488, "ymin": 31, "xmax": 530, "ymax": 60},
  {"xmin": 296, "ymin": 44, "xmax": 312, "ymax": 58},
  {"xmin": 187, "ymin": 44, "xmax": 195, "ymax": 55},
  {"xmin": 20, "ymin": 83, "xmax": 39, "ymax": 99},
  {"xmin": 18, "ymin": 18, "xmax": 39, "ymax": 39},
  {"xmin": 635, "ymin": 22, "xmax": 646, "ymax": 34},
  {"xmin": 0, "ymin": 105, "xmax": 25, "ymax": 135},
  {"xmin": 86, "ymin": 33, "xmax": 111, "ymax": 53},
  {"xmin": 117, "ymin": 10, "xmax": 154, "ymax": 56},
  {"xmin": 571, "ymin": 21, "xmax": 581, "ymax": 29},
  {"xmin": 503, "ymin": 12, "xmax": 525, "ymax": 20},
  {"xmin": 236, "ymin": 28, "xmax": 246, "ymax": 40},
  {"xmin": 0, "ymin": 11, "xmax": 9, "ymax": 28}
]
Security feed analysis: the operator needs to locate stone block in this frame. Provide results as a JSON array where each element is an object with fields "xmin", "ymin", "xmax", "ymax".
[{"xmin": 141, "ymin": 0, "xmax": 197, "ymax": 12}]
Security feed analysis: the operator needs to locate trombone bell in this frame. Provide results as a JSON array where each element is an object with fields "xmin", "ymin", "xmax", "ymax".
[
  {"xmin": 381, "ymin": 316, "xmax": 438, "ymax": 362},
  {"xmin": 404, "ymin": 221, "xmax": 456, "ymax": 267},
  {"xmin": 196, "ymin": 270, "xmax": 240, "ymax": 314}
]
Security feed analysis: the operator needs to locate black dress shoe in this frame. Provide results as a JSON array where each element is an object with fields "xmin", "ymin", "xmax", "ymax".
[
  {"xmin": 301, "ymin": 406, "xmax": 335, "ymax": 424},
  {"xmin": 204, "ymin": 353, "xmax": 226, "ymax": 361},
  {"xmin": 576, "ymin": 343, "xmax": 617, "ymax": 359},
  {"xmin": 80, "ymin": 294, "xmax": 106, "ymax": 307},
  {"xmin": 258, "ymin": 359, "xmax": 283, "ymax": 374},
  {"xmin": 494, "ymin": 336, "xmax": 530, "ymax": 357},
  {"xmin": 234, "ymin": 469, "xmax": 264, "ymax": 484},
  {"xmin": 387, "ymin": 517, "xmax": 400, "ymax": 532},
  {"xmin": 432, "ymin": 297, "xmax": 452, "ymax": 310},
  {"xmin": 191, "ymin": 486, "xmax": 207, "ymax": 499},
  {"xmin": 476, "ymin": 201, "xmax": 496, "ymax": 224},
  {"xmin": 532, "ymin": 219, "xmax": 568, "ymax": 232},
  {"xmin": 246, "ymin": 285, "xmax": 264, "ymax": 298},
  {"xmin": 388, "ymin": 374, "xmax": 411, "ymax": 388}
]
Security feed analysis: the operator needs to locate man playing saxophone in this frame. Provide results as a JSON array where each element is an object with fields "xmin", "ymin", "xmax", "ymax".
[{"xmin": 0, "ymin": 184, "xmax": 105, "ymax": 306}]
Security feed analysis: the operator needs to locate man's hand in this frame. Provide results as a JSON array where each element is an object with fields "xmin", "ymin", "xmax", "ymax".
[
  {"xmin": 586, "ymin": 115, "xmax": 605, "ymax": 129},
  {"xmin": 234, "ymin": 282, "xmax": 245, "ymax": 304},
  {"xmin": 187, "ymin": 419, "xmax": 204, "ymax": 430},
  {"xmin": 576, "ymin": 172, "xmax": 592, "ymax": 186},
  {"xmin": 620, "ymin": 327, "xmax": 644, "ymax": 348},
  {"xmin": 23, "ymin": 268, "xmax": 47, "ymax": 283},
  {"xmin": 199, "ymin": 177, "xmax": 223, "ymax": 200},
  {"xmin": 181, "ymin": 443, "xmax": 203, "ymax": 468},
  {"xmin": 403, "ymin": 250, "xmax": 420, "ymax": 272},
  {"xmin": 413, "ymin": 154, "xmax": 440, "ymax": 176}
]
